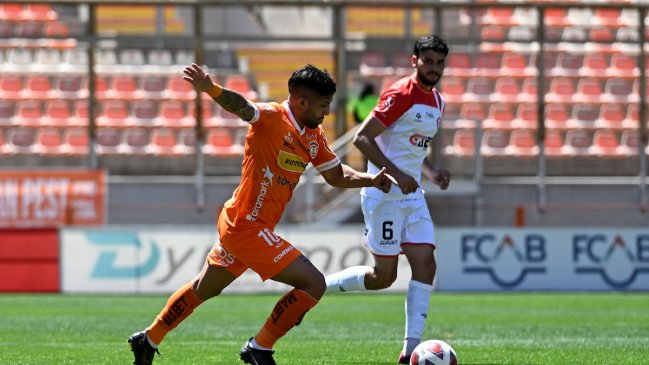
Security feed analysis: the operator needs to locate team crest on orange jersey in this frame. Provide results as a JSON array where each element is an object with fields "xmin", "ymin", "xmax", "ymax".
[{"xmin": 308, "ymin": 140, "xmax": 319, "ymax": 159}]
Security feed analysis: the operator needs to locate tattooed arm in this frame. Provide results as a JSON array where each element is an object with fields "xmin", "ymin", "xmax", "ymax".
[{"xmin": 183, "ymin": 63, "xmax": 256, "ymax": 122}]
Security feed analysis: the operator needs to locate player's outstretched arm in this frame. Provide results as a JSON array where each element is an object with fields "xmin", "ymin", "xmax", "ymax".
[
  {"xmin": 183, "ymin": 63, "xmax": 256, "ymax": 122},
  {"xmin": 320, "ymin": 165, "xmax": 393, "ymax": 193}
]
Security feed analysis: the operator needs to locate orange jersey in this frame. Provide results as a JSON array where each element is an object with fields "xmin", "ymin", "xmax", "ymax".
[{"xmin": 221, "ymin": 101, "xmax": 340, "ymax": 229}]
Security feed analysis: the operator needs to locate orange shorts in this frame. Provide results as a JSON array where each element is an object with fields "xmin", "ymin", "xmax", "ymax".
[{"xmin": 207, "ymin": 218, "xmax": 302, "ymax": 281}]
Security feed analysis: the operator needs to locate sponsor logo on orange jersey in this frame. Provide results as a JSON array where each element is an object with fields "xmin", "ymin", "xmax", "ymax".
[
  {"xmin": 247, "ymin": 166, "xmax": 274, "ymax": 222},
  {"xmin": 278, "ymin": 150, "xmax": 307, "ymax": 172}
]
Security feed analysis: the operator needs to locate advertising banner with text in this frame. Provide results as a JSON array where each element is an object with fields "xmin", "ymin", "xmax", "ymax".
[
  {"xmin": 61, "ymin": 226, "xmax": 649, "ymax": 293},
  {"xmin": 0, "ymin": 170, "xmax": 106, "ymax": 227}
]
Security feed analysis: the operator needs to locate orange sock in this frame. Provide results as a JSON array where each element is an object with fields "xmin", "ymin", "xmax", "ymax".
[
  {"xmin": 146, "ymin": 281, "xmax": 204, "ymax": 345},
  {"xmin": 254, "ymin": 289, "xmax": 318, "ymax": 349}
]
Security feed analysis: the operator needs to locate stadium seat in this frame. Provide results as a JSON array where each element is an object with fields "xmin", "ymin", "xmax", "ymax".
[
  {"xmin": 546, "ymin": 78, "xmax": 576, "ymax": 103},
  {"xmin": 574, "ymin": 78, "xmax": 603, "ymax": 103},
  {"xmin": 595, "ymin": 8, "xmax": 622, "ymax": 27},
  {"xmin": 132, "ymin": 100, "xmax": 159, "ymax": 126},
  {"xmin": 508, "ymin": 26, "xmax": 535, "ymax": 42},
  {"xmin": 481, "ymin": 129, "xmax": 509, "ymax": 156},
  {"xmin": 4, "ymin": 51, "xmax": 33, "ymax": 74},
  {"xmin": 595, "ymin": 104, "xmax": 626, "ymax": 130},
  {"xmin": 90, "ymin": 75, "xmax": 110, "ymax": 100},
  {"xmin": 359, "ymin": 52, "xmax": 392, "ymax": 77},
  {"xmin": 0, "ymin": 4, "xmax": 25, "ymax": 21},
  {"xmin": 62, "ymin": 127, "xmax": 89, "ymax": 155},
  {"xmin": 33, "ymin": 128, "xmax": 64, "ymax": 155},
  {"xmin": 544, "ymin": 8, "xmax": 569, "ymax": 27},
  {"xmin": 140, "ymin": 75, "xmax": 167, "ymax": 100},
  {"xmin": 14, "ymin": 22, "xmax": 42, "ymax": 38},
  {"xmin": 521, "ymin": 78, "xmax": 538, "ymax": 102},
  {"xmin": 507, "ymin": 129, "xmax": 539, "ymax": 157},
  {"xmin": 94, "ymin": 49, "xmax": 119, "ymax": 74},
  {"xmin": 543, "ymin": 129, "xmax": 564, "ymax": 157},
  {"xmin": 512, "ymin": 103, "xmax": 538, "ymax": 130},
  {"xmin": 96, "ymin": 128, "xmax": 121, "ymax": 155},
  {"xmin": 609, "ymin": 54, "xmax": 638, "ymax": 77},
  {"xmin": 459, "ymin": 104, "xmax": 486, "ymax": 128},
  {"xmin": 446, "ymin": 52, "xmax": 472, "ymax": 77},
  {"xmin": 203, "ymin": 128, "xmax": 241, "ymax": 156},
  {"xmin": 589, "ymin": 27, "xmax": 615, "ymax": 42},
  {"xmin": 561, "ymin": 26, "xmax": 587, "ymax": 43},
  {"xmin": 22, "ymin": 75, "xmax": 56, "ymax": 100},
  {"xmin": 392, "ymin": 52, "xmax": 414, "ymax": 75},
  {"xmin": 501, "ymin": 53, "xmax": 533, "ymax": 78},
  {"xmin": 444, "ymin": 129, "xmax": 475, "ymax": 156},
  {"xmin": 623, "ymin": 104, "xmax": 639, "ymax": 129},
  {"xmin": 581, "ymin": 53, "xmax": 609, "ymax": 77},
  {"xmin": 147, "ymin": 128, "xmax": 179, "ymax": 156},
  {"xmin": 569, "ymin": 104, "xmax": 599, "ymax": 129},
  {"xmin": 119, "ymin": 49, "xmax": 146, "ymax": 68},
  {"xmin": 158, "ymin": 100, "xmax": 192, "ymax": 128},
  {"xmin": 177, "ymin": 128, "xmax": 196, "ymax": 155},
  {"xmin": 494, "ymin": 77, "xmax": 524, "ymax": 103},
  {"xmin": 148, "ymin": 49, "xmax": 173, "ymax": 66},
  {"xmin": 589, "ymin": 129, "xmax": 621, "ymax": 156},
  {"xmin": 225, "ymin": 74, "xmax": 258, "ymax": 101},
  {"xmin": 24, "ymin": 4, "xmax": 57, "ymax": 21},
  {"xmin": 483, "ymin": 103, "xmax": 515, "ymax": 130},
  {"xmin": 189, "ymin": 103, "xmax": 216, "ymax": 127},
  {"xmin": 475, "ymin": 53, "xmax": 502, "ymax": 76},
  {"xmin": 562, "ymin": 129, "xmax": 592, "ymax": 156},
  {"xmin": 545, "ymin": 104, "xmax": 570, "ymax": 130},
  {"xmin": 43, "ymin": 22, "xmax": 70, "ymax": 37},
  {"xmin": 438, "ymin": 76, "xmax": 465, "ymax": 103},
  {"xmin": 108, "ymin": 75, "xmax": 141, "ymax": 100},
  {"xmin": 480, "ymin": 25, "xmax": 506, "ymax": 42},
  {"xmin": 466, "ymin": 77, "xmax": 493, "ymax": 103},
  {"xmin": 0, "ymin": 22, "xmax": 13, "ymax": 37},
  {"xmin": 0, "ymin": 129, "xmax": 6, "ymax": 155},
  {"xmin": 0, "ymin": 75, "xmax": 23, "ymax": 100},
  {"xmin": 120, "ymin": 128, "xmax": 150, "ymax": 155},
  {"xmin": 175, "ymin": 50, "xmax": 194, "ymax": 66},
  {"xmin": 484, "ymin": 7, "xmax": 515, "ymax": 26},
  {"xmin": 14, "ymin": 100, "xmax": 44, "ymax": 127},
  {"xmin": 567, "ymin": 8, "xmax": 593, "ymax": 27},
  {"xmin": 618, "ymin": 129, "xmax": 639, "ymax": 156},
  {"xmin": 164, "ymin": 76, "xmax": 195, "ymax": 101},
  {"xmin": 616, "ymin": 27, "xmax": 638, "ymax": 42},
  {"xmin": 55, "ymin": 75, "xmax": 87, "ymax": 100},
  {"xmin": 6, "ymin": 127, "xmax": 35, "ymax": 154},
  {"xmin": 61, "ymin": 48, "xmax": 88, "ymax": 73},
  {"xmin": 0, "ymin": 100, "xmax": 15, "ymax": 126},
  {"xmin": 554, "ymin": 54, "xmax": 583, "ymax": 77},
  {"xmin": 70, "ymin": 101, "xmax": 89, "ymax": 126},
  {"xmin": 603, "ymin": 78, "xmax": 636, "ymax": 103},
  {"xmin": 33, "ymin": 49, "xmax": 62, "ymax": 73},
  {"xmin": 45, "ymin": 100, "xmax": 72, "ymax": 127},
  {"xmin": 97, "ymin": 100, "xmax": 132, "ymax": 127}
]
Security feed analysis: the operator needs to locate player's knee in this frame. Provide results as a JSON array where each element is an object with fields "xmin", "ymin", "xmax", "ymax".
[
  {"xmin": 369, "ymin": 270, "xmax": 397, "ymax": 290},
  {"xmin": 303, "ymin": 271, "xmax": 326, "ymax": 300}
]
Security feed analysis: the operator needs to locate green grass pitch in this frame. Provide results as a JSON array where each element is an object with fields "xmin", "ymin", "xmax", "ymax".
[{"xmin": 0, "ymin": 293, "xmax": 647, "ymax": 364}]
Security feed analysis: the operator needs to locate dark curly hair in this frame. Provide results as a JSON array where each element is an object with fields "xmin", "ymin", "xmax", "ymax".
[
  {"xmin": 413, "ymin": 34, "xmax": 449, "ymax": 58},
  {"xmin": 288, "ymin": 64, "xmax": 337, "ymax": 96}
]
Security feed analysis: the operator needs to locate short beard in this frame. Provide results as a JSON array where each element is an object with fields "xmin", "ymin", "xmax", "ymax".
[{"xmin": 417, "ymin": 70, "xmax": 440, "ymax": 87}]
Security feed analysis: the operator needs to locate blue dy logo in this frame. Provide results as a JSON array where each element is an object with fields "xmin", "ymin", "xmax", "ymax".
[
  {"xmin": 573, "ymin": 234, "xmax": 649, "ymax": 289},
  {"xmin": 461, "ymin": 233, "xmax": 546, "ymax": 288},
  {"xmin": 87, "ymin": 231, "xmax": 160, "ymax": 278}
]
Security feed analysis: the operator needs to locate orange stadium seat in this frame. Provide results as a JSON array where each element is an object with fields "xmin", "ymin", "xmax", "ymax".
[
  {"xmin": 582, "ymin": 53, "xmax": 609, "ymax": 77},
  {"xmin": 512, "ymin": 103, "xmax": 538, "ymax": 129},
  {"xmin": 484, "ymin": 7, "xmax": 515, "ymax": 25},
  {"xmin": 521, "ymin": 78, "xmax": 538, "ymax": 101},
  {"xmin": 545, "ymin": 103, "xmax": 570, "ymax": 130},
  {"xmin": 70, "ymin": 101, "xmax": 89, "ymax": 126},
  {"xmin": 44, "ymin": 22, "xmax": 70, "ymax": 37},
  {"xmin": 439, "ymin": 76, "xmax": 465, "ymax": 103},
  {"xmin": 34, "ymin": 128, "xmax": 64, "ymax": 155},
  {"xmin": 14, "ymin": 100, "xmax": 44, "ymax": 127},
  {"xmin": 460, "ymin": 104, "xmax": 486, "ymax": 128},
  {"xmin": 480, "ymin": 25, "xmax": 506, "ymax": 42},
  {"xmin": 148, "ymin": 128, "xmax": 180, "ymax": 156},
  {"xmin": 446, "ymin": 52, "xmax": 472, "ymax": 77},
  {"xmin": 45, "ymin": 100, "xmax": 72, "ymax": 127},
  {"xmin": 589, "ymin": 130, "xmax": 621, "ymax": 156},
  {"xmin": 483, "ymin": 103, "xmax": 515, "ymax": 130},
  {"xmin": 595, "ymin": 104, "xmax": 625, "ymax": 130},
  {"xmin": 494, "ymin": 77, "xmax": 523, "ymax": 103},
  {"xmin": 177, "ymin": 128, "xmax": 196, "ymax": 155},
  {"xmin": 575, "ymin": 78, "xmax": 603, "ymax": 103},
  {"xmin": 544, "ymin": 129, "xmax": 565, "ymax": 157},
  {"xmin": 109, "ymin": 75, "xmax": 141, "ymax": 100},
  {"xmin": 466, "ymin": 77, "xmax": 493, "ymax": 102},
  {"xmin": 165, "ymin": 76, "xmax": 195, "ymax": 101},
  {"xmin": 23, "ymin": 75, "xmax": 55, "ymax": 100},
  {"xmin": 204, "ymin": 128, "xmax": 240, "ymax": 156},
  {"xmin": 544, "ymin": 8, "xmax": 569, "ymax": 27},
  {"xmin": 623, "ymin": 104, "xmax": 639, "ymax": 129},
  {"xmin": 501, "ymin": 53, "xmax": 533, "ymax": 77},
  {"xmin": 444, "ymin": 129, "xmax": 475, "ymax": 156},
  {"xmin": 595, "ymin": 8, "xmax": 622, "ymax": 27},
  {"xmin": 158, "ymin": 100, "xmax": 192, "ymax": 128},
  {"xmin": 475, "ymin": 53, "xmax": 502, "ymax": 76},
  {"xmin": 609, "ymin": 54, "xmax": 638, "ymax": 77},
  {"xmin": 14, "ymin": 22, "xmax": 42, "ymax": 37},
  {"xmin": 24, "ymin": 4, "xmax": 57, "ymax": 22},
  {"xmin": 507, "ymin": 129, "xmax": 539, "ymax": 156},
  {"xmin": 97, "ymin": 100, "xmax": 131, "ymax": 127},
  {"xmin": 589, "ymin": 27, "xmax": 615, "ymax": 42},
  {"xmin": 91, "ymin": 75, "xmax": 110, "ymax": 100},
  {"xmin": 62, "ymin": 127, "xmax": 89, "ymax": 155},
  {"xmin": 0, "ymin": 4, "xmax": 25, "ymax": 21},
  {"xmin": 546, "ymin": 78, "xmax": 576, "ymax": 103},
  {"xmin": 0, "ymin": 75, "xmax": 23, "ymax": 100},
  {"xmin": 225, "ymin": 74, "xmax": 257, "ymax": 101},
  {"xmin": 189, "ymin": 103, "xmax": 216, "ymax": 127}
]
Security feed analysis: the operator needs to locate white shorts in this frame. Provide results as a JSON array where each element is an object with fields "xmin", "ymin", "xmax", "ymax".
[{"xmin": 361, "ymin": 195, "xmax": 436, "ymax": 257}]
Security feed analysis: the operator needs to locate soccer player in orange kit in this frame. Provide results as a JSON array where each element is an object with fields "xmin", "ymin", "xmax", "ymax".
[{"xmin": 127, "ymin": 63, "xmax": 393, "ymax": 365}]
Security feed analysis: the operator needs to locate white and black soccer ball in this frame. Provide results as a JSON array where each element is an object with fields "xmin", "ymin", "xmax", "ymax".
[{"xmin": 409, "ymin": 339, "xmax": 458, "ymax": 365}]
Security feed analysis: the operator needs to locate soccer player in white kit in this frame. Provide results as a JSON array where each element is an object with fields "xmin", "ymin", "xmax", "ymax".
[{"xmin": 325, "ymin": 35, "xmax": 451, "ymax": 364}]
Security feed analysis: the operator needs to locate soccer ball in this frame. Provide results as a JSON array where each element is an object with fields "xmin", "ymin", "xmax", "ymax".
[{"xmin": 410, "ymin": 339, "xmax": 458, "ymax": 365}]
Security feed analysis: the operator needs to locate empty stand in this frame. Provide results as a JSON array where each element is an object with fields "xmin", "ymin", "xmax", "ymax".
[
  {"xmin": 595, "ymin": 103, "xmax": 625, "ymax": 129},
  {"xmin": 45, "ymin": 100, "xmax": 72, "ymax": 127},
  {"xmin": 165, "ymin": 76, "xmax": 195, "ymax": 101},
  {"xmin": 23, "ymin": 75, "xmax": 55, "ymax": 100},
  {"xmin": 544, "ymin": 129, "xmax": 565, "ymax": 157},
  {"xmin": 62, "ymin": 127, "xmax": 89, "ymax": 155},
  {"xmin": 569, "ymin": 104, "xmax": 599, "ymax": 129},
  {"xmin": 132, "ymin": 100, "xmax": 159, "ymax": 126},
  {"xmin": 507, "ymin": 129, "xmax": 539, "ymax": 156},
  {"xmin": 563, "ymin": 129, "xmax": 592, "ymax": 156},
  {"xmin": 589, "ymin": 130, "xmax": 621, "ymax": 156},
  {"xmin": 6, "ymin": 127, "xmax": 35, "ymax": 154},
  {"xmin": 483, "ymin": 103, "xmax": 515, "ymax": 130},
  {"xmin": 14, "ymin": 100, "xmax": 44, "ymax": 127},
  {"xmin": 158, "ymin": 100, "xmax": 192, "ymax": 128},
  {"xmin": 204, "ymin": 128, "xmax": 241, "ymax": 156},
  {"xmin": 55, "ymin": 75, "xmax": 87, "ymax": 100},
  {"xmin": 140, "ymin": 75, "xmax": 167, "ymax": 100},
  {"xmin": 0, "ymin": 75, "xmax": 24, "ymax": 100},
  {"xmin": 120, "ymin": 128, "xmax": 149, "ymax": 154},
  {"xmin": 444, "ymin": 129, "xmax": 475, "ymax": 156},
  {"xmin": 96, "ymin": 128, "xmax": 121, "ymax": 155},
  {"xmin": 481, "ymin": 130, "xmax": 509, "ymax": 156},
  {"xmin": 97, "ymin": 100, "xmax": 131, "ymax": 127},
  {"xmin": 0, "ymin": 100, "xmax": 15, "ymax": 126},
  {"xmin": 512, "ymin": 103, "xmax": 538, "ymax": 130},
  {"xmin": 359, "ymin": 52, "xmax": 392, "ymax": 77},
  {"xmin": 224, "ymin": 74, "xmax": 257, "ymax": 101},
  {"xmin": 148, "ymin": 128, "xmax": 180, "ymax": 156},
  {"xmin": 33, "ymin": 128, "xmax": 64, "ymax": 155}
]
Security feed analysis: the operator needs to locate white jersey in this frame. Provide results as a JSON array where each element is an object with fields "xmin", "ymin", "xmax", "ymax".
[{"xmin": 361, "ymin": 74, "xmax": 445, "ymax": 200}]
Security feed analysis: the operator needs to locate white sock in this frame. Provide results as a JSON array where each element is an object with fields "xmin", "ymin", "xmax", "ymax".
[
  {"xmin": 402, "ymin": 337, "xmax": 420, "ymax": 356},
  {"xmin": 324, "ymin": 266, "xmax": 371, "ymax": 293},
  {"xmin": 250, "ymin": 337, "xmax": 272, "ymax": 351},
  {"xmin": 403, "ymin": 280, "xmax": 433, "ymax": 353}
]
